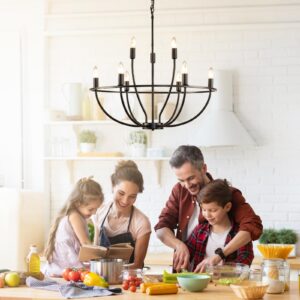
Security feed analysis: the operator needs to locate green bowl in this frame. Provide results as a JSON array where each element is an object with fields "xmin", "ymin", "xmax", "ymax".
[{"xmin": 177, "ymin": 274, "xmax": 210, "ymax": 292}]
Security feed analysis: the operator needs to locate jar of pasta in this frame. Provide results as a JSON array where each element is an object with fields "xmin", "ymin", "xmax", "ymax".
[{"xmin": 261, "ymin": 259, "xmax": 289, "ymax": 294}]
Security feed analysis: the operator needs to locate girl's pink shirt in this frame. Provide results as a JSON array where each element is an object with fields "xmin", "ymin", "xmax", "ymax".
[{"xmin": 42, "ymin": 215, "xmax": 87, "ymax": 276}]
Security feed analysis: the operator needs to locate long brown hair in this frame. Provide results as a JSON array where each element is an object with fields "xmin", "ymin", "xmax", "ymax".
[{"xmin": 44, "ymin": 177, "xmax": 104, "ymax": 262}]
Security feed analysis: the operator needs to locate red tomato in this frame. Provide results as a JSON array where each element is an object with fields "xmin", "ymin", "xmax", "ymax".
[
  {"xmin": 62, "ymin": 268, "xmax": 72, "ymax": 281},
  {"xmin": 129, "ymin": 281, "xmax": 136, "ymax": 287},
  {"xmin": 135, "ymin": 280, "xmax": 141, "ymax": 287},
  {"xmin": 128, "ymin": 275, "xmax": 136, "ymax": 281},
  {"xmin": 122, "ymin": 283, "xmax": 129, "ymax": 290},
  {"xmin": 69, "ymin": 270, "xmax": 81, "ymax": 282},
  {"xmin": 80, "ymin": 271, "xmax": 89, "ymax": 282},
  {"xmin": 129, "ymin": 285, "xmax": 136, "ymax": 292}
]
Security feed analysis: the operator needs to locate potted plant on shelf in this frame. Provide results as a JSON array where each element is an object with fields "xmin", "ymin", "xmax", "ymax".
[
  {"xmin": 128, "ymin": 130, "xmax": 147, "ymax": 157},
  {"xmin": 78, "ymin": 130, "xmax": 97, "ymax": 153},
  {"xmin": 258, "ymin": 228, "xmax": 298, "ymax": 258}
]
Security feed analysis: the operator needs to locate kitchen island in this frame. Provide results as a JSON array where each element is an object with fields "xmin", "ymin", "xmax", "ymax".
[{"xmin": 0, "ymin": 282, "xmax": 298, "ymax": 300}]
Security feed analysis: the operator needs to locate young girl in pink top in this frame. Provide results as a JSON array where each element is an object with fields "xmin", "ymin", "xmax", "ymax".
[{"xmin": 43, "ymin": 177, "xmax": 104, "ymax": 276}]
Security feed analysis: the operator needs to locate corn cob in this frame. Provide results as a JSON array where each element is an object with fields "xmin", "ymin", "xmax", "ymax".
[
  {"xmin": 146, "ymin": 284, "xmax": 178, "ymax": 295},
  {"xmin": 141, "ymin": 283, "xmax": 177, "ymax": 293}
]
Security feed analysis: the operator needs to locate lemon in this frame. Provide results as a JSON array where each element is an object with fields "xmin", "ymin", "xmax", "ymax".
[
  {"xmin": 4, "ymin": 272, "xmax": 20, "ymax": 287},
  {"xmin": 83, "ymin": 272, "xmax": 108, "ymax": 288}
]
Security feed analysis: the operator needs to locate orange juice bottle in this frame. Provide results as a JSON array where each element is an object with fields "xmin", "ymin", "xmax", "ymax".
[{"xmin": 26, "ymin": 245, "xmax": 40, "ymax": 273}]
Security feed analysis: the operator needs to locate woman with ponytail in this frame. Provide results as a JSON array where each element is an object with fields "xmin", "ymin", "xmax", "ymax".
[
  {"xmin": 93, "ymin": 160, "xmax": 151, "ymax": 269},
  {"xmin": 43, "ymin": 177, "xmax": 104, "ymax": 276}
]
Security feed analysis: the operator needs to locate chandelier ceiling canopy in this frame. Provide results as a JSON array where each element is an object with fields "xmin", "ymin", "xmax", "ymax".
[{"xmin": 91, "ymin": 0, "xmax": 216, "ymax": 130}]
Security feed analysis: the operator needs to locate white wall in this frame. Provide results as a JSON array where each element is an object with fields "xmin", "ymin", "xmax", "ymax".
[{"xmin": 43, "ymin": 0, "xmax": 300, "ymax": 255}]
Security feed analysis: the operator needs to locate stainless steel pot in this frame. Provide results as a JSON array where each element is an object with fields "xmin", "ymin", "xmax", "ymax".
[{"xmin": 90, "ymin": 258, "xmax": 125, "ymax": 284}]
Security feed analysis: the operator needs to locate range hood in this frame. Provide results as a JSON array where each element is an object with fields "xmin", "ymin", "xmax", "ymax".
[{"xmin": 194, "ymin": 70, "xmax": 255, "ymax": 147}]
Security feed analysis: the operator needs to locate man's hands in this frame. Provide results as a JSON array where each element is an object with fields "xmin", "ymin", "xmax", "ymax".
[
  {"xmin": 173, "ymin": 242, "xmax": 190, "ymax": 272},
  {"xmin": 194, "ymin": 254, "xmax": 222, "ymax": 273}
]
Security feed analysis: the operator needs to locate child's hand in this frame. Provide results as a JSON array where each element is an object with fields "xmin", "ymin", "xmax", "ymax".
[{"xmin": 194, "ymin": 255, "xmax": 222, "ymax": 273}]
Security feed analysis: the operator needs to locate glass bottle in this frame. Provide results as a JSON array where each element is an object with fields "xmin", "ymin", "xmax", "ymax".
[
  {"xmin": 26, "ymin": 245, "xmax": 40, "ymax": 273},
  {"xmin": 261, "ymin": 258, "xmax": 289, "ymax": 294}
]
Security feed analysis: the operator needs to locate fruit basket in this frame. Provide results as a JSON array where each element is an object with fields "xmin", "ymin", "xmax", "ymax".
[{"xmin": 206, "ymin": 263, "xmax": 250, "ymax": 285}]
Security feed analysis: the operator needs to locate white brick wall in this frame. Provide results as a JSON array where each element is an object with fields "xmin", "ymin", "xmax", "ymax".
[{"xmin": 46, "ymin": 0, "xmax": 300, "ymax": 254}]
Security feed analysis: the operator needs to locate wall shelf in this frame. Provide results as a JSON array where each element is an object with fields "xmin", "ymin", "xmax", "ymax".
[
  {"xmin": 44, "ymin": 120, "xmax": 115, "ymax": 126},
  {"xmin": 44, "ymin": 156, "xmax": 170, "ymax": 185},
  {"xmin": 44, "ymin": 156, "xmax": 169, "ymax": 161}
]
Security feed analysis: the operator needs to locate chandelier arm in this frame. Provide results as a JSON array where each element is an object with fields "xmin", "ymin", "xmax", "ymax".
[
  {"xmin": 124, "ymin": 91, "xmax": 143, "ymax": 126},
  {"xmin": 167, "ymin": 90, "xmax": 212, "ymax": 127},
  {"xmin": 131, "ymin": 59, "xmax": 148, "ymax": 123},
  {"xmin": 164, "ymin": 87, "xmax": 187, "ymax": 125},
  {"xmin": 163, "ymin": 92, "xmax": 181, "ymax": 125},
  {"xmin": 158, "ymin": 59, "xmax": 176, "ymax": 123},
  {"xmin": 94, "ymin": 91, "xmax": 139, "ymax": 127},
  {"xmin": 119, "ymin": 88, "xmax": 142, "ymax": 126}
]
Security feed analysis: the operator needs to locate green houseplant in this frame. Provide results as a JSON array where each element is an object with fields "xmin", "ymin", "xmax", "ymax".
[
  {"xmin": 78, "ymin": 130, "xmax": 97, "ymax": 152},
  {"xmin": 128, "ymin": 131, "xmax": 147, "ymax": 157},
  {"xmin": 128, "ymin": 131, "xmax": 147, "ymax": 145}
]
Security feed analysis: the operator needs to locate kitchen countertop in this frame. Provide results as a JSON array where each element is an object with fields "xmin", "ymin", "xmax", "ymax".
[
  {"xmin": 0, "ymin": 281, "xmax": 298, "ymax": 300},
  {"xmin": 145, "ymin": 253, "xmax": 300, "ymax": 269}
]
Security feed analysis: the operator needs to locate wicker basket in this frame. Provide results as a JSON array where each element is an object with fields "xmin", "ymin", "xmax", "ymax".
[{"xmin": 230, "ymin": 282, "xmax": 269, "ymax": 299}]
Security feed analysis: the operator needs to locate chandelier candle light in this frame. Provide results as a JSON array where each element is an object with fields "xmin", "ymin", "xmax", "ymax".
[{"xmin": 91, "ymin": 0, "xmax": 216, "ymax": 130}]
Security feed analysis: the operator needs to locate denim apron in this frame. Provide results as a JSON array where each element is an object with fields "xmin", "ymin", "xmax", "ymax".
[{"xmin": 99, "ymin": 203, "xmax": 135, "ymax": 263}]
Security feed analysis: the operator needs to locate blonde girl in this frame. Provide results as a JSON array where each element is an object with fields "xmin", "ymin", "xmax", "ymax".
[
  {"xmin": 43, "ymin": 177, "xmax": 104, "ymax": 276},
  {"xmin": 93, "ymin": 160, "xmax": 151, "ymax": 269}
]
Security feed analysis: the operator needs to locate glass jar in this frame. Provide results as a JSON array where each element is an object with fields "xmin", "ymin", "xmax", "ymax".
[
  {"xmin": 249, "ymin": 266, "xmax": 262, "ymax": 282},
  {"xmin": 121, "ymin": 268, "xmax": 143, "ymax": 288},
  {"xmin": 261, "ymin": 259, "xmax": 289, "ymax": 294}
]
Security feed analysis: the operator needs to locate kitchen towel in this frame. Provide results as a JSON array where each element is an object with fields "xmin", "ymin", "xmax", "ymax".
[{"xmin": 26, "ymin": 277, "xmax": 122, "ymax": 298}]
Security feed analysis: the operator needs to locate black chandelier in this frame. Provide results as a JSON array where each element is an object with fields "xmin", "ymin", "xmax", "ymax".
[{"xmin": 91, "ymin": 0, "xmax": 216, "ymax": 130}]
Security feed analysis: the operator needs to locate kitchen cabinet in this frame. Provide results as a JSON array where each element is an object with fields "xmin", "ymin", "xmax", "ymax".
[{"xmin": 0, "ymin": 188, "xmax": 45, "ymax": 270}]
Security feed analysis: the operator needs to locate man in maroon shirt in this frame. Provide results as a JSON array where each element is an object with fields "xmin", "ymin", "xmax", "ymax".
[{"xmin": 154, "ymin": 145, "xmax": 262, "ymax": 272}]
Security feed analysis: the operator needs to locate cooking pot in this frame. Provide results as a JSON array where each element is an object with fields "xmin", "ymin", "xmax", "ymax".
[{"xmin": 90, "ymin": 258, "xmax": 125, "ymax": 284}]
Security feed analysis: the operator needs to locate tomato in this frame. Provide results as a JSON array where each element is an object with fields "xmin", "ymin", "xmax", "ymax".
[
  {"xmin": 122, "ymin": 283, "xmax": 129, "ymax": 290},
  {"xmin": 80, "ymin": 270, "xmax": 89, "ymax": 282},
  {"xmin": 135, "ymin": 280, "xmax": 141, "ymax": 287},
  {"xmin": 69, "ymin": 270, "xmax": 81, "ymax": 282},
  {"xmin": 129, "ymin": 285, "xmax": 136, "ymax": 292},
  {"xmin": 128, "ymin": 275, "xmax": 136, "ymax": 281},
  {"xmin": 62, "ymin": 268, "xmax": 72, "ymax": 281},
  {"xmin": 129, "ymin": 280, "xmax": 136, "ymax": 286}
]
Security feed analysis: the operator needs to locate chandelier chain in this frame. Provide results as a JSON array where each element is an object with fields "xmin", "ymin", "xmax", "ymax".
[{"xmin": 150, "ymin": 0, "xmax": 154, "ymax": 14}]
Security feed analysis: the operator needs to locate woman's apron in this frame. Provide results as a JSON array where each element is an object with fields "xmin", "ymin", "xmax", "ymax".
[{"xmin": 99, "ymin": 203, "xmax": 135, "ymax": 263}]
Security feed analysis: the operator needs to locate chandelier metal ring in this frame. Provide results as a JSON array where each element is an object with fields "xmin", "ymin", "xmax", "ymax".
[{"xmin": 91, "ymin": 86, "xmax": 216, "ymax": 94}]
